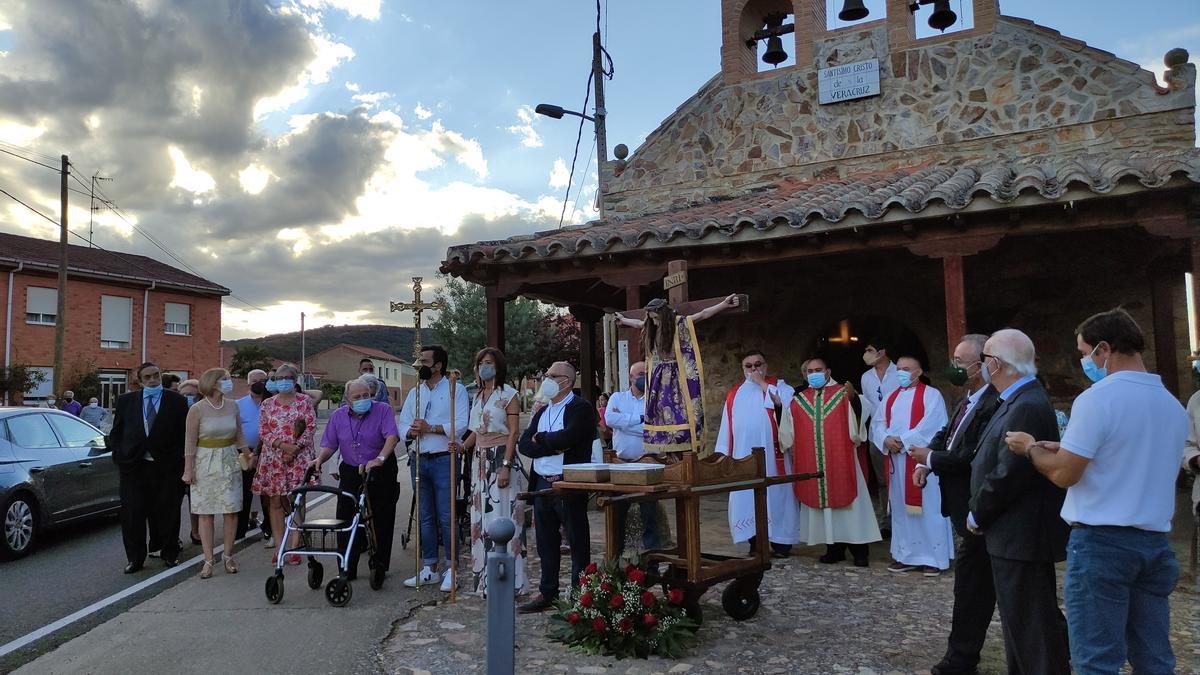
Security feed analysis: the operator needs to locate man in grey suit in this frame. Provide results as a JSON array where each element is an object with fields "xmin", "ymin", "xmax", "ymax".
[
  {"xmin": 966, "ymin": 329, "xmax": 1069, "ymax": 675},
  {"xmin": 910, "ymin": 334, "xmax": 1001, "ymax": 675}
]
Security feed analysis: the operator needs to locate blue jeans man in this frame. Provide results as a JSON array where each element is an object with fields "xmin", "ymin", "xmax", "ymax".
[
  {"xmin": 410, "ymin": 453, "xmax": 454, "ymax": 574},
  {"xmin": 1063, "ymin": 525, "xmax": 1180, "ymax": 674}
]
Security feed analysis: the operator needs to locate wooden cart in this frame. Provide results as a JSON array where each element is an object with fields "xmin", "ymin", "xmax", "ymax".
[{"xmin": 546, "ymin": 448, "xmax": 820, "ymax": 624}]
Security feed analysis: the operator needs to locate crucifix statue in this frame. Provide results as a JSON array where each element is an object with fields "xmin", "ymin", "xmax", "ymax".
[
  {"xmin": 390, "ymin": 276, "xmax": 443, "ymax": 359},
  {"xmin": 615, "ymin": 260, "xmax": 749, "ymax": 456}
]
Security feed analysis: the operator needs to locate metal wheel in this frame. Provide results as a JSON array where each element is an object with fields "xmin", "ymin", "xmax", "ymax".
[
  {"xmin": 2, "ymin": 495, "xmax": 36, "ymax": 560},
  {"xmin": 307, "ymin": 561, "xmax": 324, "ymax": 589},
  {"xmin": 325, "ymin": 577, "xmax": 353, "ymax": 606},
  {"xmin": 265, "ymin": 574, "xmax": 284, "ymax": 604},
  {"xmin": 721, "ymin": 577, "xmax": 761, "ymax": 621}
]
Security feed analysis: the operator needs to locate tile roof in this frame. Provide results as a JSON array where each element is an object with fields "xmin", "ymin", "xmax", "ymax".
[
  {"xmin": 443, "ymin": 150, "xmax": 1200, "ymax": 268},
  {"xmin": 318, "ymin": 343, "xmax": 409, "ymax": 364},
  {"xmin": 0, "ymin": 231, "xmax": 229, "ymax": 294}
]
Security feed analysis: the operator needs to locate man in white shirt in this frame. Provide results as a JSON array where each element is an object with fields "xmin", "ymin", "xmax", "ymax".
[
  {"xmin": 399, "ymin": 345, "xmax": 470, "ymax": 592},
  {"xmin": 1007, "ymin": 309, "xmax": 1187, "ymax": 674},
  {"xmin": 605, "ymin": 361, "xmax": 660, "ymax": 553},
  {"xmin": 860, "ymin": 337, "xmax": 901, "ymax": 533}
]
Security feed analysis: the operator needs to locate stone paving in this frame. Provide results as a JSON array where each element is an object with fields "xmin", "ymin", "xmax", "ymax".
[{"xmin": 377, "ymin": 494, "xmax": 1200, "ymax": 675}]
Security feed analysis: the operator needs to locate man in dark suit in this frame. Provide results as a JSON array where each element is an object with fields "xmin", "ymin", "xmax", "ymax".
[
  {"xmin": 106, "ymin": 362, "xmax": 190, "ymax": 572},
  {"xmin": 910, "ymin": 334, "xmax": 1000, "ymax": 675},
  {"xmin": 516, "ymin": 361, "xmax": 596, "ymax": 613},
  {"xmin": 967, "ymin": 329, "xmax": 1070, "ymax": 674}
]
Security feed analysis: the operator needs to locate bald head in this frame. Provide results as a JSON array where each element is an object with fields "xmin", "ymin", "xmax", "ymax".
[{"xmin": 629, "ymin": 361, "xmax": 647, "ymax": 394}]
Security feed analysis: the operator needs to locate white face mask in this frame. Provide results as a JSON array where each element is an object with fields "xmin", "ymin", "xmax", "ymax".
[
  {"xmin": 536, "ymin": 377, "xmax": 561, "ymax": 402},
  {"xmin": 89, "ymin": 401, "xmax": 99, "ymax": 407}
]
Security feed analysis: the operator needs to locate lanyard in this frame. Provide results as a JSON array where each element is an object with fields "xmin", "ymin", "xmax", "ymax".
[{"xmin": 349, "ymin": 412, "xmax": 369, "ymax": 449}]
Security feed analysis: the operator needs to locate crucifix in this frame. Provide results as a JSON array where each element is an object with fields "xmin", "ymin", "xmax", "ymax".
[
  {"xmin": 619, "ymin": 260, "xmax": 751, "ymax": 321},
  {"xmin": 390, "ymin": 276, "xmax": 443, "ymax": 359}
]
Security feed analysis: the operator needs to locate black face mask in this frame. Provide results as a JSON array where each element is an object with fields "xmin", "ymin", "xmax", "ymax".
[
  {"xmin": 250, "ymin": 382, "xmax": 268, "ymax": 397},
  {"xmin": 418, "ymin": 365, "xmax": 433, "ymax": 381}
]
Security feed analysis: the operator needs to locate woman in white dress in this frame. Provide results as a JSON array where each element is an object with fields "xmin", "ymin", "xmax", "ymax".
[{"xmin": 183, "ymin": 368, "xmax": 250, "ymax": 579}]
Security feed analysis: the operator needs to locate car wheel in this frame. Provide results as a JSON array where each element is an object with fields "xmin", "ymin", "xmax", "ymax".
[{"xmin": 2, "ymin": 493, "xmax": 38, "ymax": 560}]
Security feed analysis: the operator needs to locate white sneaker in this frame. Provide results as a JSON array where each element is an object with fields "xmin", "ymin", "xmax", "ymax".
[
  {"xmin": 404, "ymin": 566, "xmax": 440, "ymax": 588},
  {"xmin": 440, "ymin": 571, "xmax": 456, "ymax": 593},
  {"xmin": 262, "ymin": 535, "xmax": 275, "ymax": 549}
]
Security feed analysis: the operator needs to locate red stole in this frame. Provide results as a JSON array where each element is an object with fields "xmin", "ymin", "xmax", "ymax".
[
  {"xmin": 724, "ymin": 378, "xmax": 786, "ymax": 476},
  {"xmin": 791, "ymin": 384, "xmax": 857, "ymax": 509},
  {"xmin": 884, "ymin": 382, "xmax": 926, "ymax": 515}
]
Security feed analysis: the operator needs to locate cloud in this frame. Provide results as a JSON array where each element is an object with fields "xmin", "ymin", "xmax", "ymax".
[
  {"xmin": 506, "ymin": 105, "xmax": 543, "ymax": 148},
  {"xmin": 254, "ymin": 31, "xmax": 355, "ymax": 119},
  {"xmin": 413, "ymin": 102, "xmax": 433, "ymax": 120},
  {"xmin": 297, "ymin": 0, "xmax": 382, "ymax": 21},
  {"xmin": 548, "ymin": 158, "xmax": 569, "ymax": 189},
  {"xmin": 168, "ymin": 145, "xmax": 216, "ymax": 194},
  {"xmin": 351, "ymin": 90, "xmax": 391, "ymax": 108}
]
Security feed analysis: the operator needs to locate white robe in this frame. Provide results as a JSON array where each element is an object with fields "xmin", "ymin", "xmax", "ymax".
[
  {"xmin": 869, "ymin": 384, "xmax": 954, "ymax": 569},
  {"xmin": 779, "ymin": 385, "xmax": 882, "ymax": 545},
  {"xmin": 714, "ymin": 379, "xmax": 799, "ymax": 545}
]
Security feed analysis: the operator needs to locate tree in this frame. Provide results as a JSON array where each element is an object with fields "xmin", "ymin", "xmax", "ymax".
[
  {"xmin": 0, "ymin": 363, "xmax": 46, "ymax": 405},
  {"xmin": 536, "ymin": 311, "xmax": 581, "ymax": 369},
  {"xmin": 63, "ymin": 359, "xmax": 101, "ymax": 401},
  {"xmin": 229, "ymin": 344, "xmax": 274, "ymax": 378}
]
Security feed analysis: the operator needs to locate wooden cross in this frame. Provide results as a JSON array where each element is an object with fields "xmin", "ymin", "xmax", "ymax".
[
  {"xmin": 390, "ymin": 276, "xmax": 443, "ymax": 359},
  {"xmin": 621, "ymin": 260, "xmax": 751, "ymax": 320}
]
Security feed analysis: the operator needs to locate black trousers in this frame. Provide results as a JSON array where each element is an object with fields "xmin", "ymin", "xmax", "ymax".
[
  {"xmin": 991, "ymin": 555, "xmax": 1071, "ymax": 675},
  {"xmin": 747, "ymin": 535, "xmax": 792, "ymax": 556},
  {"xmin": 533, "ymin": 476, "xmax": 590, "ymax": 599},
  {"xmin": 938, "ymin": 532, "xmax": 995, "ymax": 671},
  {"xmin": 336, "ymin": 457, "xmax": 399, "ymax": 574},
  {"xmin": 119, "ymin": 459, "xmax": 184, "ymax": 565},
  {"xmin": 236, "ymin": 468, "xmax": 274, "ymax": 539},
  {"xmin": 824, "ymin": 542, "xmax": 870, "ymax": 561}
]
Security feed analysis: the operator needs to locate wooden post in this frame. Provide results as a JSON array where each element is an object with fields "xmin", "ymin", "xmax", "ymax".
[
  {"xmin": 1191, "ymin": 238, "xmax": 1200, "ymax": 356},
  {"xmin": 579, "ymin": 317, "xmax": 598, "ymax": 403},
  {"xmin": 53, "ymin": 155, "xmax": 68, "ymax": 398},
  {"xmin": 1150, "ymin": 271, "xmax": 1180, "ymax": 395},
  {"xmin": 624, "ymin": 285, "xmax": 643, "ymax": 363},
  {"xmin": 942, "ymin": 255, "xmax": 967, "ymax": 352},
  {"xmin": 666, "ymin": 260, "xmax": 689, "ymax": 306},
  {"xmin": 485, "ymin": 285, "xmax": 506, "ymax": 352}
]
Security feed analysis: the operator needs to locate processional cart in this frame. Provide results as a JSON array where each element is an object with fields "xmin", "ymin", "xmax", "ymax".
[{"xmin": 531, "ymin": 449, "xmax": 821, "ymax": 624}]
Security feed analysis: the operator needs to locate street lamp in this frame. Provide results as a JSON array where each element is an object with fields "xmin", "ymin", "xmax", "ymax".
[{"xmin": 534, "ymin": 103, "xmax": 594, "ymax": 123}]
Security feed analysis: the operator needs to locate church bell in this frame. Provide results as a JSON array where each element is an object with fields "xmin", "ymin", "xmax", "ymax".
[
  {"xmin": 837, "ymin": 0, "xmax": 870, "ymax": 22},
  {"xmin": 927, "ymin": 0, "xmax": 957, "ymax": 32},
  {"xmin": 762, "ymin": 35, "xmax": 788, "ymax": 66}
]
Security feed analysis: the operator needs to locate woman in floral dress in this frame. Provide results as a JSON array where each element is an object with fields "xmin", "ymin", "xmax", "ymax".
[{"xmin": 252, "ymin": 363, "xmax": 316, "ymax": 565}]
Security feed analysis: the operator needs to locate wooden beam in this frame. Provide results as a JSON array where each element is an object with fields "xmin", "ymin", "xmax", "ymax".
[
  {"xmin": 485, "ymin": 285, "xmax": 506, "ymax": 353},
  {"xmin": 1150, "ymin": 271, "xmax": 1180, "ymax": 395},
  {"xmin": 1192, "ymin": 238, "xmax": 1200, "ymax": 358},
  {"xmin": 666, "ymin": 259, "xmax": 689, "ymax": 306},
  {"xmin": 942, "ymin": 255, "xmax": 967, "ymax": 352},
  {"xmin": 625, "ymin": 285, "xmax": 644, "ymax": 364},
  {"xmin": 570, "ymin": 308, "xmax": 600, "ymax": 403},
  {"xmin": 622, "ymin": 294, "xmax": 750, "ymax": 322}
]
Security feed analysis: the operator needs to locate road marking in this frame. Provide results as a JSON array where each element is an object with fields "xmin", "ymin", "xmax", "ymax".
[{"xmin": 0, "ymin": 493, "xmax": 333, "ymax": 659}]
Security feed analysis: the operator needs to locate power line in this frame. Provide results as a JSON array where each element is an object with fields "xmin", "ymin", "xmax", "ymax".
[
  {"xmin": 0, "ymin": 146, "xmax": 60, "ymax": 172},
  {"xmin": 0, "ymin": 187, "xmax": 58, "ymax": 226},
  {"xmin": 558, "ymin": 69, "xmax": 593, "ymax": 228},
  {"xmin": 0, "ymin": 139, "xmax": 60, "ymax": 163}
]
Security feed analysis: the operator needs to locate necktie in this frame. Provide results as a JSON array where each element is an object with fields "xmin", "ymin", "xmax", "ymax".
[
  {"xmin": 145, "ymin": 396, "xmax": 157, "ymax": 433},
  {"xmin": 949, "ymin": 399, "xmax": 970, "ymax": 437}
]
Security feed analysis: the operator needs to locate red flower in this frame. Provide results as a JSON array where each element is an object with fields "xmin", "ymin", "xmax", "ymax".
[
  {"xmin": 624, "ymin": 563, "xmax": 636, "ymax": 575},
  {"xmin": 579, "ymin": 591, "xmax": 593, "ymax": 608},
  {"xmin": 567, "ymin": 612, "xmax": 581, "ymax": 625},
  {"xmin": 618, "ymin": 617, "xmax": 633, "ymax": 633},
  {"xmin": 592, "ymin": 617, "xmax": 607, "ymax": 632},
  {"xmin": 584, "ymin": 562, "xmax": 598, "ymax": 575},
  {"xmin": 627, "ymin": 568, "xmax": 646, "ymax": 584},
  {"xmin": 640, "ymin": 590, "xmax": 657, "ymax": 608},
  {"xmin": 609, "ymin": 594, "xmax": 625, "ymax": 609},
  {"xmin": 600, "ymin": 582, "xmax": 614, "ymax": 594},
  {"xmin": 668, "ymin": 588, "xmax": 685, "ymax": 605},
  {"xmin": 643, "ymin": 613, "xmax": 658, "ymax": 629}
]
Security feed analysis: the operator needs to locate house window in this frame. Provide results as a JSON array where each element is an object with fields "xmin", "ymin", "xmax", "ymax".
[
  {"xmin": 164, "ymin": 302, "xmax": 190, "ymax": 336},
  {"xmin": 100, "ymin": 295, "xmax": 133, "ymax": 349},
  {"xmin": 25, "ymin": 287, "xmax": 57, "ymax": 325}
]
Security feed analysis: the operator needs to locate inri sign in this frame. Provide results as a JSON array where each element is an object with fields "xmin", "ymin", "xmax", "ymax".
[{"xmin": 818, "ymin": 59, "xmax": 881, "ymax": 105}]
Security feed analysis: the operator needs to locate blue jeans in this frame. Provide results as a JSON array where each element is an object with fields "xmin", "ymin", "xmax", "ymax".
[
  {"xmin": 410, "ymin": 453, "xmax": 454, "ymax": 568},
  {"xmin": 1063, "ymin": 526, "xmax": 1180, "ymax": 675}
]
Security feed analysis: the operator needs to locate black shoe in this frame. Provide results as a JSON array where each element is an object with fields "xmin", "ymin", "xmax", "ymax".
[
  {"xmin": 880, "ymin": 527, "xmax": 891, "ymax": 540},
  {"xmin": 124, "ymin": 562, "xmax": 143, "ymax": 574},
  {"xmin": 818, "ymin": 551, "xmax": 846, "ymax": 564},
  {"xmin": 931, "ymin": 662, "xmax": 979, "ymax": 675},
  {"xmin": 770, "ymin": 550, "xmax": 790, "ymax": 559},
  {"xmin": 162, "ymin": 557, "xmax": 179, "ymax": 568},
  {"xmin": 853, "ymin": 557, "xmax": 869, "ymax": 567},
  {"xmin": 518, "ymin": 594, "xmax": 555, "ymax": 614}
]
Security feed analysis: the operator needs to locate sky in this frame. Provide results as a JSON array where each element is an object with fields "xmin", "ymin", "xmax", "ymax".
[{"xmin": 0, "ymin": 0, "xmax": 1196, "ymax": 340}]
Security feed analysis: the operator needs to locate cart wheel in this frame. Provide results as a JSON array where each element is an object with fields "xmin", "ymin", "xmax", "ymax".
[
  {"xmin": 325, "ymin": 577, "xmax": 353, "ymax": 606},
  {"xmin": 265, "ymin": 574, "xmax": 284, "ymax": 604},
  {"xmin": 721, "ymin": 578, "xmax": 761, "ymax": 621},
  {"xmin": 307, "ymin": 561, "xmax": 324, "ymax": 589},
  {"xmin": 370, "ymin": 566, "xmax": 385, "ymax": 590},
  {"xmin": 400, "ymin": 533, "xmax": 410, "ymax": 550}
]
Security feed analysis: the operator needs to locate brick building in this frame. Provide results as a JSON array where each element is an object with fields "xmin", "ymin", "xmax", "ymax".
[
  {"xmin": 443, "ymin": 0, "xmax": 1200, "ymax": 453},
  {"xmin": 0, "ymin": 231, "xmax": 229, "ymax": 406},
  {"xmin": 305, "ymin": 342, "xmax": 417, "ymax": 407}
]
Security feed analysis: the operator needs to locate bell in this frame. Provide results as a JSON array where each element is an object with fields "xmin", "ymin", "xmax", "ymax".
[
  {"xmin": 838, "ymin": 0, "xmax": 870, "ymax": 22},
  {"xmin": 762, "ymin": 36, "xmax": 787, "ymax": 66},
  {"xmin": 928, "ymin": 0, "xmax": 957, "ymax": 32}
]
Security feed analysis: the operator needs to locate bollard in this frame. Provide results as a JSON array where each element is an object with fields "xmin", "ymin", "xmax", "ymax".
[{"xmin": 485, "ymin": 517, "xmax": 517, "ymax": 675}]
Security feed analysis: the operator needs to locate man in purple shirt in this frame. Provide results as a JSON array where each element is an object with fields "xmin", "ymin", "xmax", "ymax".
[
  {"xmin": 311, "ymin": 379, "xmax": 401, "ymax": 582},
  {"xmin": 62, "ymin": 391, "xmax": 83, "ymax": 416}
]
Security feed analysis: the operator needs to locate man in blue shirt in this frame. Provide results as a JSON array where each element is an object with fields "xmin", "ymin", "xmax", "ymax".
[{"xmin": 235, "ymin": 369, "xmax": 270, "ymax": 541}]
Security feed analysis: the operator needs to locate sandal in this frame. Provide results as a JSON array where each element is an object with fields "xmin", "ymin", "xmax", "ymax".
[
  {"xmin": 200, "ymin": 559, "xmax": 214, "ymax": 579},
  {"xmin": 224, "ymin": 556, "xmax": 239, "ymax": 574}
]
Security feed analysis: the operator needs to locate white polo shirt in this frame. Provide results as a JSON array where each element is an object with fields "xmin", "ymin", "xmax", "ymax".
[{"xmin": 1059, "ymin": 371, "xmax": 1187, "ymax": 532}]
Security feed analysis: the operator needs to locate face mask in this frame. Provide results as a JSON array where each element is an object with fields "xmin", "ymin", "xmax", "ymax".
[
  {"xmin": 65, "ymin": 397, "xmax": 73, "ymax": 402},
  {"xmin": 980, "ymin": 359, "xmax": 993, "ymax": 385},
  {"xmin": 251, "ymin": 382, "xmax": 268, "ymax": 397},
  {"xmin": 1080, "ymin": 345, "xmax": 1108, "ymax": 383},
  {"xmin": 219, "ymin": 380, "xmax": 233, "ymax": 394},
  {"xmin": 537, "ymin": 377, "xmax": 561, "ymax": 402},
  {"xmin": 142, "ymin": 384, "xmax": 162, "ymax": 395},
  {"xmin": 185, "ymin": 395, "xmax": 195, "ymax": 406},
  {"xmin": 806, "ymin": 372, "xmax": 827, "ymax": 389},
  {"xmin": 944, "ymin": 365, "xmax": 969, "ymax": 387},
  {"xmin": 863, "ymin": 351, "xmax": 879, "ymax": 366},
  {"xmin": 265, "ymin": 380, "xmax": 279, "ymax": 394},
  {"xmin": 1193, "ymin": 360, "xmax": 1200, "ymax": 375},
  {"xmin": 47, "ymin": 399, "xmax": 56, "ymax": 405},
  {"xmin": 89, "ymin": 402, "xmax": 98, "ymax": 408},
  {"xmin": 418, "ymin": 365, "xmax": 433, "ymax": 381},
  {"xmin": 351, "ymin": 398, "xmax": 372, "ymax": 414},
  {"xmin": 634, "ymin": 375, "xmax": 646, "ymax": 392},
  {"xmin": 478, "ymin": 364, "xmax": 497, "ymax": 381},
  {"xmin": 274, "ymin": 379, "xmax": 295, "ymax": 392},
  {"xmin": 897, "ymin": 371, "xmax": 914, "ymax": 388}
]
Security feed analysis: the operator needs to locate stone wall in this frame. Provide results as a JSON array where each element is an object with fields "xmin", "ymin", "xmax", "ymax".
[{"xmin": 605, "ymin": 18, "xmax": 1196, "ymax": 217}]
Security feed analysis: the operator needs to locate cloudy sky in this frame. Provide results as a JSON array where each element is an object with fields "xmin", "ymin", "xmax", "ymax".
[{"xmin": 0, "ymin": 0, "xmax": 1195, "ymax": 339}]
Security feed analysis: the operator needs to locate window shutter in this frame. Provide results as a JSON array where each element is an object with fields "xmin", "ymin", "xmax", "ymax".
[
  {"xmin": 165, "ymin": 303, "xmax": 189, "ymax": 325},
  {"xmin": 26, "ymin": 287, "xmax": 57, "ymax": 314},
  {"xmin": 101, "ymin": 296, "xmax": 133, "ymax": 343}
]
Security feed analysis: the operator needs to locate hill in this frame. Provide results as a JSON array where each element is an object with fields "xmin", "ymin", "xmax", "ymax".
[{"xmin": 222, "ymin": 324, "xmax": 437, "ymax": 363}]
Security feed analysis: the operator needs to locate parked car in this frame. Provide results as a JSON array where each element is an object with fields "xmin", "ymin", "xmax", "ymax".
[{"xmin": 0, "ymin": 407, "xmax": 120, "ymax": 559}]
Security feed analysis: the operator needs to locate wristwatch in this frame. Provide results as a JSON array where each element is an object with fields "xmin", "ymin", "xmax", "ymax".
[{"xmin": 501, "ymin": 458, "xmax": 514, "ymax": 468}]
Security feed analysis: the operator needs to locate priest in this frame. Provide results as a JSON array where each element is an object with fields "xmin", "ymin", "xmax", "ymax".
[
  {"xmin": 780, "ymin": 358, "xmax": 881, "ymax": 566},
  {"xmin": 714, "ymin": 350, "xmax": 799, "ymax": 558},
  {"xmin": 869, "ymin": 355, "xmax": 954, "ymax": 575}
]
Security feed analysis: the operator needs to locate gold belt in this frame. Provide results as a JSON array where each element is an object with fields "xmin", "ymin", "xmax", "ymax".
[{"xmin": 197, "ymin": 437, "xmax": 236, "ymax": 448}]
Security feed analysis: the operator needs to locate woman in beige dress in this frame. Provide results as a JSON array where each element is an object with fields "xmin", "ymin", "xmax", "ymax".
[{"xmin": 183, "ymin": 368, "xmax": 250, "ymax": 579}]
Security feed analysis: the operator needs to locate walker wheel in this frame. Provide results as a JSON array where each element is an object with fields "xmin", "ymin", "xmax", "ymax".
[
  {"xmin": 721, "ymin": 577, "xmax": 761, "ymax": 621},
  {"xmin": 326, "ymin": 577, "xmax": 353, "ymax": 606},
  {"xmin": 400, "ymin": 533, "xmax": 410, "ymax": 550},
  {"xmin": 307, "ymin": 561, "xmax": 324, "ymax": 589},
  {"xmin": 370, "ymin": 566, "xmax": 385, "ymax": 590},
  {"xmin": 265, "ymin": 574, "xmax": 284, "ymax": 604}
]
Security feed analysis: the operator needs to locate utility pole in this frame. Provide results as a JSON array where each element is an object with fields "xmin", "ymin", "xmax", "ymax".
[
  {"xmin": 591, "ymin": 30, "xmax": 608, "ymax": 219},
  {"xmin": 300, "ymin": 311, "xmax": 306, "ymax": 387},
  {"xmin": 53, "ymin": 155, "xmax": 68, "ymax": 399}
]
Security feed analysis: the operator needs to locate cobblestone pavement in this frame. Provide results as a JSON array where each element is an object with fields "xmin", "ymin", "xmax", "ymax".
[{"xmin": 378, "ymin": 494, "xmax": 1200, "ymax": 675}]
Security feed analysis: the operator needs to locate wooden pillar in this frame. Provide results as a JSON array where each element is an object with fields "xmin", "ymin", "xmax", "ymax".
[
  {"xmin": 942, "ymin": 255, "xmax": 967, "ymax": 351},
  {"xmin": 1191, "ymin": 238, "xmax": 1200, "ymax": 355},
  {"xmin": 485, "ymin": 285, "xmax": 506, "ymax": 353},
  {"xmin": 1150, "ymin": 271, "xmax": 1180, "ymax": 395},
  {"xmin": 625, "ymin": 285, "xmax": 643, "ymax": 364},
  {"xmin": 570, "ymin": 306, "xmax": 602, "ymax": 402}
]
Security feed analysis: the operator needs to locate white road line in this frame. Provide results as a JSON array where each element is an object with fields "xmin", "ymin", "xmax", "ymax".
[{"xmin": 0, "ymin": 493, "xmax": 333, "ymax": 659}]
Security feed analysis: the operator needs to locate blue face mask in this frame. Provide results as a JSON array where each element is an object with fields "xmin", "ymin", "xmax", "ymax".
[
  {"xmin": 1193, "ymin": 359, "xmax": 1200, "ymax": 375},
  {"xmin": 896, "ymin": 371, "xmax": 914, "ymax": 388},
  {"xmin": 218, "ymin": 379, "xmax": 233, "ymax": 394},
  {"xmin": 274, "ymin": 379, "xmax": 295, "ymax": 393},
  {"xmin": 806, "ymin": 372, "xmax": 827, "ymax": 389},
  {"xmin": 143, "ymin": 384, "xmax": 162, "ymax": 396},
  {"xmin": 634, "ymin": 375, "xmax": 646, "ymax": 392},
  {"xmin": 1080, "ymin": 345, "xmax": 1108, "ymax": 383},
  {"xmin": 185, "ymin": 395, "xmax": 195, "ymax": 406},
  {"xmin": 351, "ymin": 398, "xmax": 372, "ymax": 414},
  {"xmin": 265, "ymin": 380, "xmax": 279, "ymax": 394},
  {"xmin": 478, "ymin": 364, "xmax": 497, "ymax": 382}
]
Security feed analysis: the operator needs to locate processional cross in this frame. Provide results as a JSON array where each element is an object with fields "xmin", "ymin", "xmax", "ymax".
[{"xmin": 390, "ymin": 277, "xmax": 443, "ymax": 358}]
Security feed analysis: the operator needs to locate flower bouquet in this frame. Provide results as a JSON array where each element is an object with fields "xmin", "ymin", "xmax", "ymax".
[{"xmin": 548, "ymin": 554, "xmax": 698, "ymax": 659}]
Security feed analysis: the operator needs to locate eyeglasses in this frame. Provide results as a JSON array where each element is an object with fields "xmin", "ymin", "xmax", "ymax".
[
  {"xmin": 980, "ymin": 353, "xmax": 998, "ymax": 362},
  {"xmin": 742, "ymin": 362, "xmax": 765, "ymax": 369}
]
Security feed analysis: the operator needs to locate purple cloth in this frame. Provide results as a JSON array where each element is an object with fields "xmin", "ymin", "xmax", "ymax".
[
  {"xmin": 644, "ymin": 315, "xmax": 706, "ymax": 454},
  {"xmin": 63, "ymin": 400, "xmax": 82, "ymax": 416},
  {"xmin": 320, "ymin": 401, "xmax": 399, "ymax": 467}
]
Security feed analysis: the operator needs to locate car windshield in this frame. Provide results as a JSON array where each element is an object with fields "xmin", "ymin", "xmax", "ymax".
[
  {"xmin": 6, "ymin": 414, "xmax": 60, "ymax": 448},
  {"xmin": 47, "ymin": 414, "xmax": 104, "ymax": 448}
]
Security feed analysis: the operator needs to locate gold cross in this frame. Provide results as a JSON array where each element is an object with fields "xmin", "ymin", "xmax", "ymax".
[{"xmin": 389, "ymin": 277, "xmax": 443, "ymax": 358}]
